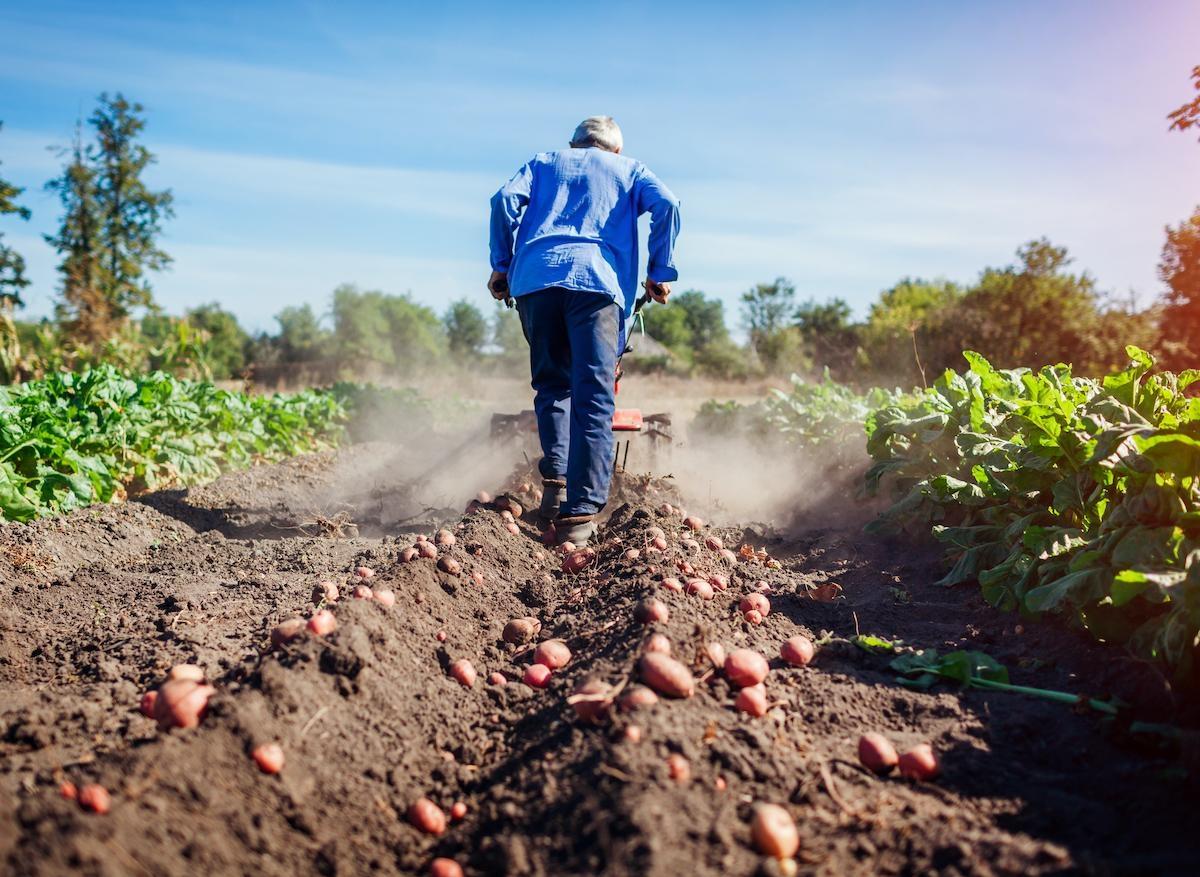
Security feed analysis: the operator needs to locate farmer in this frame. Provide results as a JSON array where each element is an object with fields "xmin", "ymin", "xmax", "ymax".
[{"xmin": 488, "ymin": 116, "xmax": 681, "ymax": 545}]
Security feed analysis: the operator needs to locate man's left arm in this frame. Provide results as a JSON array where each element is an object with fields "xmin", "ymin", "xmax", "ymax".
[{"xmin": 635, "ymin": 167, "xmax": 681, "ymax": 302}]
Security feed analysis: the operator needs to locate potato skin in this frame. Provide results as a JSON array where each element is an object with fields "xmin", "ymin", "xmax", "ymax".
[
  {"xmin": 898, "ymin": 743, "xmax": 940, "ymax": 781},
  {"xmin": 780, "ymin": 635, "xmax": 815, "ymax": 667},
  {"xmin": 408, "ymin": 798, "xmax": 446, "ymax": 835},
  {"xmin": 533, "ymin": 639, "xmax": 572, "ymax": 669},
  {"xmin": 639, "ymin": 653, "xmax": 695, "ymax": 698},
  {"xmin": 724, "ymin": 649, "xmax": 769, "ymax": 688},
  {"xmin": 502, "ymin": 617, "xmax": 541, "ymax": 645},
  {"xmin": 751, "ymin": 803, "xmax": 799, "ymax": 858},
  {"xmin": 735, "ymin": 684, "xmax": 768, "ymax": 717},
  {"xmin": 858, "ymin": 732, "xmax": 899, "ymax": 775}
]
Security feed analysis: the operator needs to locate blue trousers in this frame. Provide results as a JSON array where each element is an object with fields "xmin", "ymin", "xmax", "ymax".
[{"xmin": 516, "ymin": 287, "xmax": 624, "ymax": 516}]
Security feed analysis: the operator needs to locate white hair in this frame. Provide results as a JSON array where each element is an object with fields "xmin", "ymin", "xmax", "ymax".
[{"xmin": 570, "ymin": 116, "xmax": 623, "ymax": 152}]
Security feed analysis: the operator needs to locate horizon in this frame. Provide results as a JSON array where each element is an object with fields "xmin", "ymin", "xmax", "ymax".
[{"xmin": 2, "ymin": 0, "xmax": 1199, "ymax": 335}]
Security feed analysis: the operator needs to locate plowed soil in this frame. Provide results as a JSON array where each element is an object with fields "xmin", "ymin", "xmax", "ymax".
[{"xmin": 1, "ymin": 443, "xmax": 1196, "ymax": 876}]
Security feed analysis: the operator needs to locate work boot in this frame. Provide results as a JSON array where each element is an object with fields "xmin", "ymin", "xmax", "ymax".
[
  {"xmin": 555, "ymin": 513, "xmax": 597, "ymax": 547},
  {"xmin": 538, "ymin": 478, "xmax": 566, "ymax": 524}
]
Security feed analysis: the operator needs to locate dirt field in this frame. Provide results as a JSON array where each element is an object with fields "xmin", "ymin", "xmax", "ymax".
[{"xmin": 1, "ymin": 442, "xmax": 1197, "ymax": 876}]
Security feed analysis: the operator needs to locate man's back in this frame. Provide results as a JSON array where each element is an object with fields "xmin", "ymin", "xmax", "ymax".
[{"xmin": 490, "ymin": 147, "xmax": 679, "ymax": 315}]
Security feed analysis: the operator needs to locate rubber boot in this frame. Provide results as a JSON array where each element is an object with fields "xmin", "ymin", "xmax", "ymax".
[
  {"xmin": 555, "ymin": 513, "xmax": 597, "ymax": 546},
  {"xmin": 538, "ymin": 478, "xmax": 566, "ymax": 524}
]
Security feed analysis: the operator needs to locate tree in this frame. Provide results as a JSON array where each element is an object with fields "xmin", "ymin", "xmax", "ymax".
[
  {"xmin": 492, "ymin": 304, "xmax": 526, "ymax": 361},
  {"xmin": 1158, "ymin": 207, "xmax": 1200, "ymax": 369},
  {"xmin": 859, "ymin": 278, "xmax": 963, "ymax": 382},
  {"xmin": 794, "ymin": 297, "xmax": 858, "ymax": 375},
  {"xmin": 275, "ymin": 303, "xmax": 330, "ymax": 362},
  {"xmin": 45, "ymin": 123, "xmax": 108, "ymax": 345},
  {"xmin": 89, "ymin": 94, "xmax": 174, "ymax": 317},
  {"xmin": 330, "ymin": 284, "xmax": 446, "ymax": 372},
  {"xmin": 741, "ymin": 277, "xmax": 800, "ymax": 372},
  {"xmin": 0, "ymin": 122, "xmax": 31, "ymax": 311},
  {"xmin": 1168, "ymin": 65, "xmax": 1200, "ymax": 141},
  {"xmin": 443, "ymin": 299, "xmax": 487, "ymax": 357},
  {"xmin": 186, "ymin": 303, "xmax": 249, "ymax": 378}
]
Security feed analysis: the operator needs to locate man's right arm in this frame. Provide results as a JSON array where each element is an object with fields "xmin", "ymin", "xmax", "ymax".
[
  {"xmin": 489, "ymin": 163, "xmax": 534, "ymax": 276},
  {"xmin": 634, "ymin": 167, "xmax": 681, "ymax": 303}
]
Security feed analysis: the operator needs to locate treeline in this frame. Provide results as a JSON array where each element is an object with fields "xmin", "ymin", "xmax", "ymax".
[{"xmin": 1, "ymin": 80, "xmax": 1198, "ymax": 386}]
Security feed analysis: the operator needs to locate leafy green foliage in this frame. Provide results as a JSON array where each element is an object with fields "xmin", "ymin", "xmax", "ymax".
[
  {"xmin": 443, "ymin": 299, "xmax": 488, "ymax": 357},
  {"xmin": 0, "ymin": 366, "xmax": 344, "ymax": 521},
  {"xmin": 865, "ymin": 346, "xmax": 1200, "ymax": 681}
]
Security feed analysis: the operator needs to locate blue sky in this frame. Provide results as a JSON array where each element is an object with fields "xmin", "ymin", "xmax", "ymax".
[{"xmin": 1, "ymin": 0, "xmax": 1198, "ymax": 334}]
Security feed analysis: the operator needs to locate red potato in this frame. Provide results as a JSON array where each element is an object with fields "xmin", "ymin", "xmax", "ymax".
[
  {"xmin": 780, "ymin": 635, "xmax": 815, "ymax": 667},
  {"xmin": 634, "ymin": 598, "xmax": 669, "ymax": 624},
  {"xmin": 754, "ymin": 580, "xmax": 772, "ymax": 593},
  {"xmin": 408, "ymin": 798, "xmax": 447, "ymax": 836},
  {"xmin": 471, "ymin": 571, "xmax": 485, "ymax": 586},
  {"xmin": 430, "ymin": 858, "xmax": 464, "ymax": 877},
  {"xmin": 312, "ymin": 581, "xmax": 340, "ymax": 604},
  {"xmin": 523, "ymin": 664, "xmax": 552, "ymax": 688},
  {"xmin": 739, "ymin": 593, "xmax": 772, "ymax": 624},
  {"xmin": 435, "ymin": 529, "xmax": 456, "ymax": 547},
  {"xmin": 646, "ymin": 525, "xmax": 666, "ymax": 539},
  {"xmin": 619, "ymin": 685, "xmax": 659, "ymax": 711},
  {"xmin": 77, "ymin": 783, "xmax": 111, "ymax": 814},
  {"xmin": 570, "ymin": 677, "xmax": 613, "ymax": 724},
  {"xmin": 417, "ymin": 541, "xmax": 438, "ymax": 559},
  {"xmin": 715, "ymin": 776, "xmax": 727, "ymax": 791},
  {"xmin": 623, "ymin": 548, "xmax": 641, "ymax": 561},
  {"xmin": 506, "ymin": 522, "xmax": 521, "ymax": 536},
  {"xmin": 400, "ymin": 547, "xmax": 418, "ymax": 563},
  {"xmin": 898, "ymin": 744, "xmax": 940, "ymax": 781},
  {"xmin": 503, "ymin": 617, "xmax": 542, "ymax": 645},
  {"xmin": 533, "ymin": 639, "xmax": 572, "ymax": 669},
  {"xmin": 643, "ymin": 633, "xmax": 671, "ymax": 655},
  {"xmin": 677, "ymin": 560, "xmax": 696, "ymax": 576},
  {"xmin": 557, "ymin": 540, "xmax": 576, "ymax": 553},
  {"xmin": 743, "ymin": 610, "xmax": 764, "ymax": 625},
  {"xmin": 476, "ymin": 489, "xmax": 493, "ymax": 504},
  {"xmin": 660, "ymin": 576, "xmax": 683, "ymax": 593},
  {"xmin": 307, "ymin": 610, "xmax": 337, "ymax": 636},
  {"xmin": 658, "ymin": 502, "xmax": 675, "ymax": 516},
  {"xmin": 154, "ymin": 679, "xmax": 216, "ymax": 730},
  {"xmin": 720, "ymin": 549, "xmax": 738, "ymax": 565},
  {"xmin": 561, "ymin": 548, "xmax": 595, "ymax": 574},
  {"xmin": 724, "ymin": 649, "xmax": 769, "ymax": 688},
  {"xmin": 707, "ymin": 574, "xmax": 728, "ymax": 592},
  {"xmin": 270, "ymin": 618, "xmax": 306, "ymax": 647},
  {"xmin": 252, "ymin": 742, "xmax": 285, "ymax": 774},
  {"xmin": 683, "ymin": 516, "xmax": 705, "ymax": 531},
  {"xmin": 435, "ymin": 630, "xmax": 448, "ymax": 642},
  {"xmin": 680, "ymin": 538, "xmax": 700, "ymax": 552},
  {"xmin": 60, "ymin": 781, "xmax": 77, "ymax": 800},
  {"xmin": 416, "ymin": 534, "xmax": 428, "ymax": 543},
  {"xmin": 735, "ymin": 684, "xmax": 769, "ymax": 717},
  {"xmin": 858, "ymin": 732, "xmax": 899, "ymax": 775},
  {"xmin": 686, "ymin": 579, "xmax": 714, "ymax": 600},
  {"xmin": 651, "ymin": 535, "xmax": 668, "ymax": 551},
  {"xmin": 704, "ymin": 535, "xmax": 724, "ymax": 551},
  {"xmin": 355, "ymin": 566, "xmax": 375, "ymax": 580},
  {"xmin": 436, "ymin": 556, "xmax": 461, "ymax": 575},
  {"xmin": 495, "ymin": 496, "xmax": 524, "ymax": 517},
  {"xmin": 704, "ymin": 641, "xmax": 727, "ymax": 669},
  {"xmin": 168, "ymin": 664, "xmax": 205, "ymax": 683},
  {"xmin": 375, "ymin": 589, "xmax": 396, "ymax": 608},
  {"xmin": 667, "ymin": 753, "xmax": 691, "ymax": 783},
  {"xmin": 751, "ymin": 803, "xmax": 800, "ymax": 859},
  {"xmin": 500, "ymin": 510, "xmax": 514, "ymax": 523},
  {"xmin": 351, "ymin": 584, "xmax": 373, "ymax": 600},
  {"xmin": 639, "ymin": 652, "xmax": 695, "ymax": 698},
  {"xmin": 139, "ymin": 690, "xmax": 159, "ymax": 718},
  {"xmin": 624, "ymin": 724, "xmax": 643, "ymax": 743},
  {"xmin": 450, "ymin": 801, "xmax": 468, "ymax": 821},
  {"xmin": 450, "ymin": 659, "xmax": 477, "ymax": 688},
  {"xmin": 487, "ymin": 671, "xmax": 507, "ymax": 686}
]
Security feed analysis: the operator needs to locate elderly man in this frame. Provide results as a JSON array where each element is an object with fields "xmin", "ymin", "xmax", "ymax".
[{"xmin": 489, "ymin": 116, "xmax": 681, "ymax": 545}]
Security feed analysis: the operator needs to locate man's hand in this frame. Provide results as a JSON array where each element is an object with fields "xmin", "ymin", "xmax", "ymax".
[
  {"xmin": 644, "ymin": 279, "xmax": 671, "ymax": 304},
  {"xmin": 488, "ymin": 271, "xmax": 510, "ymax": 301}
]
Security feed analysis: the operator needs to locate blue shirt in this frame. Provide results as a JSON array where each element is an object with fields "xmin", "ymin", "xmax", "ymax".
[{"xmin": 489, "ymin": 147, "xmax": 681, "ymax": 315}]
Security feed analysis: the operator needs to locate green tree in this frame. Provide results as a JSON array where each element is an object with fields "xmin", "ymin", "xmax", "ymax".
[
  {"xmin": 1158, "ymin": 207, "xmax": 1200, "ymax": 369},
  {"xmin": 89, "ymin": 94, "xmax": 174, "ymax": 317},
  {"xmin": 330, "ymin": 284, "xmax": 446, "ymax": 372},
  {"xmin": 0, "ymin": 121, "xmax": 31, "ymax": 311},
  {"xmin": 860, "ymin": 278, "xmax": 963, "ymax": 382},
  {"xmin": 641, "ymin": 300, "xmax": 692, "ymax": 350},
  {"xmin": 794, "ymin": 297, "xmax": 858, "ymax": 375},
  {"xmin": 45, "ymin": 123, "xmax": 107, "ymax": 345},
  {"xmin": 186, "ymin": 302, "xmax": 249, "ymax": 378},
  {"xmin": 492, "ymin": 305, "xmax": 526, "ymax": 361},
  {"xmin": 275, "ymin": 303, "xmax": 330, "ymax": 362},
  {"xmin": 1168, "ymin": 65, "xmax": 1200, "ymax": 141},
  {"xmin": 443, "ymin": 298, "xmax": 487, "ymax": 357},
  {"xmin": 741, "ymin": 277, "xmax": 800, "ymax": 372}
]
